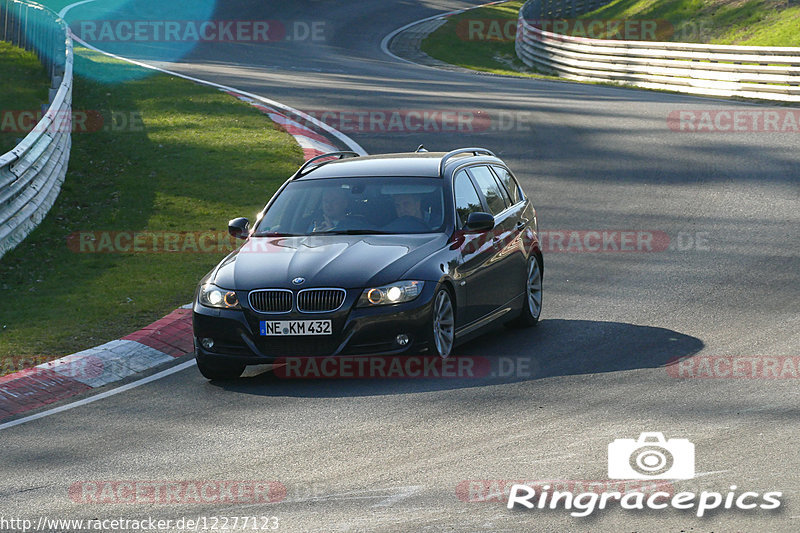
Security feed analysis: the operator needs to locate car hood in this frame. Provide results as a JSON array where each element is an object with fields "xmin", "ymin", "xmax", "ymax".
[{"xmin": 211, "ymin": 234, "xmax": 447, "ymax": 290}]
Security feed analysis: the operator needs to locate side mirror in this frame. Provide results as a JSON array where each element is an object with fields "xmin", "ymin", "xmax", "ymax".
[
  {"xmin": 228, "ymin": 217, "xmax": 250, "ymax": 239},
  {"xmin": 465, "ymin": 212, "xmax": 495, "ymax": 232}
]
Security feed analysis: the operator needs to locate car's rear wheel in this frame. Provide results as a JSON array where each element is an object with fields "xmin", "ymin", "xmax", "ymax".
[
  {"xmin": 513, "ymin": 254, "xmax": 542, "ymax": 327},
  {"xmin": 430, "ymin": 287, "xmax": 455, "ymax": 358},
  {"xmin": 196, "ymin": 357, "xmax": 245, "ymax": 380}
]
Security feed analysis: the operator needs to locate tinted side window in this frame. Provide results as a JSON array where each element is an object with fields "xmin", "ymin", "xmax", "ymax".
[
  {"xmin": 454, "ymin": 170, "xmax": 483, "ymax": 228},
  {"xmin": 492, "ymin": 165, "xmax": 523, "ymax": 205},
  {"xmin": 492, "ymin": 172, "xmax": 512, "ymax": 205},
  {"xmin": 470, "ymin": 166, "xmax": 507, "ymax": 216}
]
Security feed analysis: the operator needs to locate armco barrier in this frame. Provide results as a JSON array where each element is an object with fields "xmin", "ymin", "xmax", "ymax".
[
  {"xmin": 516, "ymin": 0, "xmax": 800, "ymax": 102},
  {"xmin": 0, "ymin": 0, "xmax": 72, "ymax": 259}
]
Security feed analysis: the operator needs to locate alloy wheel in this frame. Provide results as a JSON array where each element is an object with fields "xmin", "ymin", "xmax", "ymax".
[
  {"xmin": 527, "ymin": 257, "xmax": 543, "ymax": 320},
  {"xmin": 433, "ymin": 289, "xmax": 455, "ymax": 357}
]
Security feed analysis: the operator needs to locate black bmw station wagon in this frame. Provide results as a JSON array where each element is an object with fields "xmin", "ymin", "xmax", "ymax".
[{"xmin": 192, "ymin": 148, "xmax": 543, "ymax": 379}]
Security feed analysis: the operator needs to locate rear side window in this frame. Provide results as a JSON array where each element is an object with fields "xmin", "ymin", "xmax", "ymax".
[
  {"xmin": 454, "ymin": 170, "xmax": 483, "ymax": 227},
  {"xmin": 469, "ymin": 166, "xmax": 507, "ymax": 216},
  {"xmin": 492, "ymin": 165, "xmax": 523, "ymax": 205}
]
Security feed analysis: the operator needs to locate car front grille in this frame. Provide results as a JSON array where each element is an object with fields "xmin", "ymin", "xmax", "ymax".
[
  {"xmin": 297, "ymin": 289, "xmax": 346, "ymax": 313},
  {"xmin": 249, "ymin": 289, "xmax": 292, "ymax": 313}
]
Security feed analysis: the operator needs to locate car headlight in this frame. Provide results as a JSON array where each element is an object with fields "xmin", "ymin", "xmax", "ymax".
[
  {"xmin": 357, "ymin": 281, "xmax": 424, "ymax": 307},
  {"xmin": 198, "ymin": 283, "xmax": 241, "ymax": 309}
]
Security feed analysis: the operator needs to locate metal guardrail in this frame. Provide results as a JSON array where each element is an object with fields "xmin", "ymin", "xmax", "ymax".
[
  {"xmin": 516, "ymin": 0, "xmax": 800, "ymax": 102},
  {"xmin": 0, "ymin": 0, "xmax": 72, "ymax": 259}
]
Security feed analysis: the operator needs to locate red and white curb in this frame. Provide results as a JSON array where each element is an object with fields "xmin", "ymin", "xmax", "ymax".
[
  {"xmin": 0, "ymin": 308, "xmax": 193, "ymax": 421},
  {"xmin": 223, "ymin": 91, "xmax": 339, "ymax": 159},
  {"xmin": 0, "ymin": 2, "xmax": 363, "ymax": 426},
  {"xmin": 0, "ymin": 92, "xmax": 347, "ymax": 425}
]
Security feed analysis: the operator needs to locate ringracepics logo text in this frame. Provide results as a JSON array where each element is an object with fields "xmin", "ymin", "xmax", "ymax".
[
  {"xmin": 507, "ymin": 482, "xmax": 782, "ymax": 517},
  {"xmin": 507, "ymin": 432, "xmax": 782, "ymax": 517}
]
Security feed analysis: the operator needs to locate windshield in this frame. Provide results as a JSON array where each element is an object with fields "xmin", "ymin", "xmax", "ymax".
[{"xmin": 253, "ymin": 177, "xmax": 448, "ymax": 236}]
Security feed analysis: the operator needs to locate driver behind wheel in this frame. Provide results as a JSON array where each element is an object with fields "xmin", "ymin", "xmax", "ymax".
[
  {"xmin": 310, "ymin": 187, "xmax": 350, "ymax": 232},
  {"xmin": 393, "ymin": 193, "xmax": 429, "ymax": 224}
]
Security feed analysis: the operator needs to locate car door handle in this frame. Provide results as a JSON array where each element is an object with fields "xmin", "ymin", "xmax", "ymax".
[{"xmin": 516, "ymin": 219, "xmax": 528, "ymax": 229}]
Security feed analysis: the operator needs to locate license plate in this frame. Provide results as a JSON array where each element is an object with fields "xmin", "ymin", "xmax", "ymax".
[{"xmin": 260, "ymin": 320, "xmax": 332, "ymax": 336}]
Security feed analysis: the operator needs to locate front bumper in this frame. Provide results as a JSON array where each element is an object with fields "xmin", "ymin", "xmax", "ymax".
[{"xmin": 193, "ymin": 283, "xmax": 436, "ymax": 365}]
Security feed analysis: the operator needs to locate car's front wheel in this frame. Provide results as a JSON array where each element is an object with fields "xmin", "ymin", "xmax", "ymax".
[
  {"xmin": 429, "ymin": 287, "xmax": 455, "ymax": 358},
  {"xmin": 196, "ymin": 356, "xmax": 245, "ymax": 380}
]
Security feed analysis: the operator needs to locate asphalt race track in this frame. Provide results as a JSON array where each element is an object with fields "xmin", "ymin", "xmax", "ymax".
[{"xmin": 2, "ymin": 1, "xmax": 799, "ymax": 531}]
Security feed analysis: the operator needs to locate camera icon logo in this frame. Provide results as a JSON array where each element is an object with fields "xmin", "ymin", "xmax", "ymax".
[{"xmin": 608, "ymin": 432, "xmax": 695, "ymax": 480}]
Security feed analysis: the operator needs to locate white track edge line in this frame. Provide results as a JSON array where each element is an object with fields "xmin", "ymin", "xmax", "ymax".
[
  {"xmin": 1, "ymin": 0, "xmax": 368, "ymax": 430},
  {"xmin": 379, "ymin": 1, "xmax": 506, "ymax": 65},
  {"xmin": 61, "ymin": 0, "xmax": 365, "ymax": 155},
  {"xmin": 0, "ymin": 361, "xmax": 195, "ymax": 432},
  {"xmin": 70, "ymin": 33, "xmax": 367, "ymax": 155}
]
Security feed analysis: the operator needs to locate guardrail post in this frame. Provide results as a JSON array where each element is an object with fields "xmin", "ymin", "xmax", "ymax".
[{"xmin": 48, "ymin": 75, "xmax": 62, "ymax": 103}]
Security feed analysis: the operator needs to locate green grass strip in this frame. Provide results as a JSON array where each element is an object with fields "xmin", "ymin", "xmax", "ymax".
[
  {"xmin": 0, "ymin": 40, "xmax": 50, "ymax": 153},
  {"xmin": 420, "ymin": 1, "xmax": 545, "ymax": 77},
  {"xmin": 0, "ymin": 46, "xmax": 302, "ymax": 362},
  {"xmin": 583, "ymin": 0, "xmax": 800, "ymax": 47},
  {"xmin": 422, "ymin": 0, "xmax": 800, "ymax": 81}
]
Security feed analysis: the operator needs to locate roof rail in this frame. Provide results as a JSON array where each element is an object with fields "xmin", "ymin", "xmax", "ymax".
[
  {"xmin": 293, "ymin": 151, "xmax": 361, "ymax": 178},
  {"xmin": 438, "ymin": 147, "xmax": 496, "ymax": 175}
]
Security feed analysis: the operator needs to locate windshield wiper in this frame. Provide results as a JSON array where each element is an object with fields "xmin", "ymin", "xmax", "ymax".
[{"xmin": 254, "ymin": 232, "xmax": 304, "ymax": 237}]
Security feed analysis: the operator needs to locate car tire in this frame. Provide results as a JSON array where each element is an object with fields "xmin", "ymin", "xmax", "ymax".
[
  {"xmin": 511, "ymin": 254, "xmax": 543, "ymax": 328},
  {"xmin": 428, "ymin": 286, "xmax": 456, "ymax": 358},
  {"xmin": 196, "ymin": 357, "xmax": 245, "ymax": 380}
]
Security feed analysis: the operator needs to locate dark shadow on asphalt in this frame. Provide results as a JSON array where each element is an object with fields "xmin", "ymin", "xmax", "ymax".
[{"xmin": 209, "ymin": 319, "xmax": 704, "ymax": 397}]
